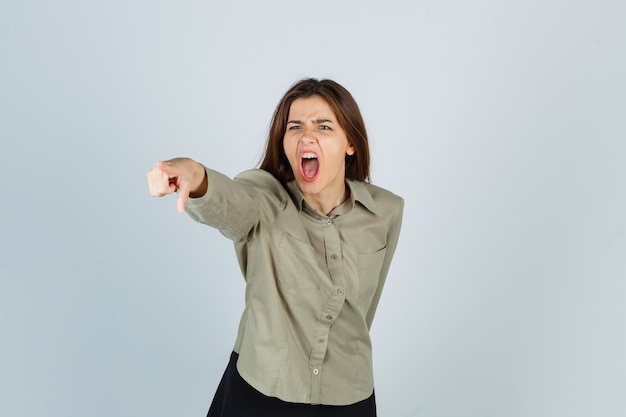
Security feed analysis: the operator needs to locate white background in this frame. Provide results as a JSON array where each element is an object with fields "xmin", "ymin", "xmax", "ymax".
[{"xmin": 1, "ymin": 1, "xmax": 625, "ymax": 416}]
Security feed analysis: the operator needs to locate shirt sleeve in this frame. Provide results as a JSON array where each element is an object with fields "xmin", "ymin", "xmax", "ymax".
[{"xmin": 185, "ymin": 167, "xmax": 287, "ymax": 242}]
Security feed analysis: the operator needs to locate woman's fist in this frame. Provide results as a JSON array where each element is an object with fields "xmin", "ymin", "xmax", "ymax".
[{"xmin": 147, "ymin": 158, "xmax": 208, "ymax": 213}]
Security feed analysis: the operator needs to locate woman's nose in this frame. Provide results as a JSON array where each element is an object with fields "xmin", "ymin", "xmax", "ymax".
[{"xmin": 299, "ymin": 125, "xmax": 316, "ymax": 143}]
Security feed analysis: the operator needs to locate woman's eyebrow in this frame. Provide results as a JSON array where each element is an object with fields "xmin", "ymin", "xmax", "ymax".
[{"xmin": 286, "ymin": 119, "xmax": 334, "ymax": 124}]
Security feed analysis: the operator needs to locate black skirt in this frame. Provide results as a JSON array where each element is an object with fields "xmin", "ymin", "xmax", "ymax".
[{"xmin": 207, "ymin": 352, "xmax": 377, "ymax": 417}]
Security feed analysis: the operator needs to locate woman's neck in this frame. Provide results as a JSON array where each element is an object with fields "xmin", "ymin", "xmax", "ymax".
[{"xmin": 302, "ymin": 183, "xmax": 349, "ymax": 216}]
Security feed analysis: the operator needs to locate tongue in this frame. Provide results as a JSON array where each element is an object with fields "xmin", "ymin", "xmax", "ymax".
[{"xmin": 302, "ymin": 158, "xmax": 319, "ymax": 178}]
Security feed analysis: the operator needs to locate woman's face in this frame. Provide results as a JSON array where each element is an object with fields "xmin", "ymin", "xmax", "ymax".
[{"xmin": 283, "ymin": 96, "xmax": 355, "ymax": 200}]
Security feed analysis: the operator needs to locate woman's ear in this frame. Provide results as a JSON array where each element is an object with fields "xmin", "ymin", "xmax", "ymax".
[{"xmin": 346, "ymin": 143, "xmax": 356, "ymax": 156}]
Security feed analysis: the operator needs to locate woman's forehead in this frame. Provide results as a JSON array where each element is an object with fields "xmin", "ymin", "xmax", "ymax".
[{"xmin": 288, "ymin": 96, "xmax": 336, "ymax": 120}]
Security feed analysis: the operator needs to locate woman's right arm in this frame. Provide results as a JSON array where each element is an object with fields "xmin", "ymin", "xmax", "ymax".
[{"xmin": 148, "ymin": 160, "xmax": 285, "ymax": 242}]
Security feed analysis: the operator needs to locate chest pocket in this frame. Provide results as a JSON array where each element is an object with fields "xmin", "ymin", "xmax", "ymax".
[
  {"xmin": 357, "ymin": 246, "xmax": 387, "ymax": 307},
  {"xmin": 277, "ymin": 232, "xmax": 324, "ymax": 289}
]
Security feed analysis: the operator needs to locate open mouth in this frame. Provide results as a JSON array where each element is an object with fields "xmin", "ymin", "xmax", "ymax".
[{"xmin": 301, "ymin": 152, "xmax": 319, "ymax": 181}]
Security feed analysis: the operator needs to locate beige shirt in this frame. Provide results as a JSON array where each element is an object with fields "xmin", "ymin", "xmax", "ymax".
[{"xmin": 186, "ymin": 167, "xmax": 403, "ymax": 406}]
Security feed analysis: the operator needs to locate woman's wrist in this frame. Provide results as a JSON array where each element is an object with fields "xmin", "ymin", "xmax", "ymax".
[{"xmin": 188, "ymin": 162, "xmax": 208, "ymax": 198}]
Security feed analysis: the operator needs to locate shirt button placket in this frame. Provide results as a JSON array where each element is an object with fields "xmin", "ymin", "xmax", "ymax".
[{"xmin": 311, "ymin": 215, "xmax": 345, "ymax": 404}]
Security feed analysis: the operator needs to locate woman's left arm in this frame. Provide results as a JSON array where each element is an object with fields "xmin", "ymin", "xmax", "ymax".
[{"xmin": 366, "ymin": 197, "xmax": 405, "ymax": 328}]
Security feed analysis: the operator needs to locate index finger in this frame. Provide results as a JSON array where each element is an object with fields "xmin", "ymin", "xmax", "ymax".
[{"xmin": 176, "ymin": 180, "xmax": 191, "ymax": 214}]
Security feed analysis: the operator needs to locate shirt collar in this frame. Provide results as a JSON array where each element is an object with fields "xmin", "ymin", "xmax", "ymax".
[
  {"xmin": 347, "ymin": 180, "xmax": 381, "ymax": 215},
  {"xmin": 285, "ymin": 179, "xmax": 381, "ymax": 216}
]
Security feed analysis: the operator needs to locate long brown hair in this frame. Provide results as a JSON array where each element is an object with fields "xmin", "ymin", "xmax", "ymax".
[{"xmin": 259, "ymin": 78, "xmax": 370, "ymax": 183}]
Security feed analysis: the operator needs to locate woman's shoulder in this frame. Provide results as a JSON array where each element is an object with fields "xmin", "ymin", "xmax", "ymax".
[
  {"xmin": 363, "ymin": 182, "xmax": 403, "ymax": 201},
  {"xmin": 359, "ymin": 181, "xmax": 403, "ymax": 203},
  {"xmin": 234, "ymin": 169, "xmax": 289, "ymax": 204},
  {"xmin": 234, "ymin": 168, "xmax": 280, "ymax": 185}
]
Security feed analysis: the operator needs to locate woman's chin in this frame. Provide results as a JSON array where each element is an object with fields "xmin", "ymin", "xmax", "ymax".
[{"xmin": 296, "ymin": 177, "xmax": 322, "ymax": 195}]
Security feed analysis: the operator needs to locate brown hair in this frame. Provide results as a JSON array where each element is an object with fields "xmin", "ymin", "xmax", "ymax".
[{"xmin": 259, "ymin": 78, "xmax": 370, "ymax": 183}]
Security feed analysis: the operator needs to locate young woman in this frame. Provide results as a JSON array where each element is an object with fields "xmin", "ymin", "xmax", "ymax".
[{"xmin": 147, "ymin": 79, "xmax": 403, "ymax": 416}]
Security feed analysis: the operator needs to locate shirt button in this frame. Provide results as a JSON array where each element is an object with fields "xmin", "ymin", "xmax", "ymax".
[
  {"xmin": 330, "ymin": 254, "xmax": 338, "ymax": 260},
  {"xmin": 313, "ymin": 369, "xmax": 319, "ymax": 375},
  {"xmin": 326, "ymin": 315, "xmax": 333, "ymax": 320},
  {"xmin": 326, "ymin": 219, "xmax": 333, "ymax": 225},
  {"xmin": 318, "ymin": 338, "xmax": 325, "ymax": 343},
  {"xmin": 337, "ymin": 288, "xmax": 344, "ymax": 295}
]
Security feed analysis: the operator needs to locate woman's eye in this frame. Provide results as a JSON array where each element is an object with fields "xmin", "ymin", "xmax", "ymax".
[
  {"xmin": 319, "ymin": 125, "xmax": 331, "ymax": 130},
  {"xmin": 288, "ymin": 125, "xmax": 301, "ymax": 130}
]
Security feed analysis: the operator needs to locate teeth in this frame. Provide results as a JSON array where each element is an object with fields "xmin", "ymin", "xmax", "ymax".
[{"xmin": 302, "ymin": 152, "xmax": 317, "ymax": 159}]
